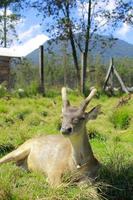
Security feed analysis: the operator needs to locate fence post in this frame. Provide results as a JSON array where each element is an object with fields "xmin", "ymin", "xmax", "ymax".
[{"xmin": 39, "ymin": 45, "xmax": 45, "ymax": 95}]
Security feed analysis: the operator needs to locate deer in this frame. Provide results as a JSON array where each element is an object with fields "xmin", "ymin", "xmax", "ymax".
[{"xmin": 0, "ymin": 87, "xmax": 100, "ymax": 187}]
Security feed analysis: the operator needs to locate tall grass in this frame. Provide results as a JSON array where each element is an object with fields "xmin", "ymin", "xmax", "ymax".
[
  {"xmin": 110, "ymin": 106, "xmax": 131, "ymax": 129},
  {"xmin": 99, "ymin": 143, "xmax": 133, "ymax": 200}
]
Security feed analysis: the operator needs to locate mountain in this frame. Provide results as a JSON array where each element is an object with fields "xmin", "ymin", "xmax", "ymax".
[{"xmin": 26, "ymin": 34, "xmax": 133, "ymax": 65}]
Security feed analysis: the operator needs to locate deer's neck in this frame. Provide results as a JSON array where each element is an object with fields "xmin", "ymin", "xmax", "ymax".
[{"xmin": 69, "ymin": 128, "xmax": 94, "ymax": 166}]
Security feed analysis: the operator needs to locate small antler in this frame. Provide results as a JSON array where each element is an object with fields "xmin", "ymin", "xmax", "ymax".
[
  {"xmin": 61, "ymin": 87, "xmax": 70, "ymax": 109},
  {"xmin": 80, "ymin": 88, "xmax": 97, "ymax": 112}
]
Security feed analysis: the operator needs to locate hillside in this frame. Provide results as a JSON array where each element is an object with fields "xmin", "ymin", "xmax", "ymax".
[{"xmin": 26, "ymin": 34, "xmax": 133, "ymax": 65}]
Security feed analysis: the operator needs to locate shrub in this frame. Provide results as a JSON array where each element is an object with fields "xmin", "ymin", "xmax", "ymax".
[
  {"xmin": 46, "ymin": 88, "xmax": 60, "ymax": 98},
  {"xmin": 0, "ymin": 84, "xmax": 7, "ymax": 98},
  {"xmin": 110, "ymin": 107, "xmax": 131, "ymax": 129},
  {"xmin": 15, "ymin": 82, "xmax": 39, "ymax": 98},
  {"xmin": 26, "ymin": 113, "xmax": 44, "ymax": 126},
  {"xmin": 17, "ymin": 88, "xmax": 26, "ymax": 98},
  {"xmin": 24, "ymin": 81, "xmax": 39, "ymax": 97},
  {"xmin": 88, "ymin": 127, "xmax": 106, "ymax": 141}
]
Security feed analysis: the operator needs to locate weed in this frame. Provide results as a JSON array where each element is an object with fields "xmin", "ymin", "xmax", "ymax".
[
  {"xmin": 26, "ymin": 113, "xmax": 45, "ymax": 126},
  {"xmin": 41, "ymin": 111, "xmax": 48, "ymax": 117},
  {"xmin": 46, "ymin": 88, "xmax": 60, "ymax": 98},
  {"xmin": 99, "ymin": 145, "xmax": 133, "ymax": 200},
  {"xmin": 110, "ymin": 106, "xmax": 131, "ymax": 129},
  {"xmin": 5, "ymin": 117, "xmax": 14, "ymax": 125},
  {"xmin": 0, "ymin": 104, "xmax": 8, "ymax": 113},
  {"xmin": 88, "ymin": 127, "xmax": 107, "ymax": 141},
  {"xmin": 0, "ymin": 84, "xmax": 8, "ymax": 98}
]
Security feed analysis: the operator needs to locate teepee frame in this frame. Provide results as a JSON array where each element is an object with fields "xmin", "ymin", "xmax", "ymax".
[{"xmin": 103, "ymin": 58, "xmax": 130, "ymax": 94}]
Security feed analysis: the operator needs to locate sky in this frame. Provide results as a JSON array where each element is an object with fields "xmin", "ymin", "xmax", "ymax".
[{"xmin": 0, "ymin": 1, "xmax": 133, "ymax": 57}]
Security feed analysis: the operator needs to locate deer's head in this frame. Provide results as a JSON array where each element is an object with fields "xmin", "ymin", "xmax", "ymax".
[{"xmin": 60, "ymin": 87, "xmax": 100, "ymax": 136}]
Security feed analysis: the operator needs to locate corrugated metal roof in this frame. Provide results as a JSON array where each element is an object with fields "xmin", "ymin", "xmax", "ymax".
[{"xmin": 0, "ymin": 48, "xmax": 21, "ymax": 58}]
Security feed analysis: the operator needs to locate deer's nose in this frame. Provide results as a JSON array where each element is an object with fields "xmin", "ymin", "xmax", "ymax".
[{"xmin": 60, "ymin": 127, "xmax": 72, "ymax": 135}]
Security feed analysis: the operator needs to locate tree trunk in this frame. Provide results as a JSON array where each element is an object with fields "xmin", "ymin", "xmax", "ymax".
[
  {"xmin": 69, "ymin": 27, "xmax": 81, "ymax": 90},
  {"xmin": 82, "ymin": 0, "xmax": 92, "ymax": 94},
  {"xmin": 81, "ymin": 52, "xmax": 85, "ymax": 94},
  {"xmin": 3, "ymin": 4, "xmax": 7, "ymax": 48},
  {"xmin": 63, "ymin": 42, "xmax": 67, "ymax": 86},
  {"xmin": 66, "ymin": 3, "xmax": 81, "ymax": 90}
]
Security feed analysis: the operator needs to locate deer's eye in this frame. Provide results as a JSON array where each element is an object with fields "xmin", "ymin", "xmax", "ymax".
[
  {"xmin": 73, "ymin": 116, "xmax": 85, "ymax": 124},
  {"xmin": 79, "ymin": 116, "xmax": 85, "ymax": 120},
  {"xmin": 73, "ymin": 118, "xmax": 79, "ymax": 124}
]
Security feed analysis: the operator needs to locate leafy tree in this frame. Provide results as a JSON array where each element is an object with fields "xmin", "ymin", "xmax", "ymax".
[
  {"xmin": 32, "ymin": 0, "xmax": 133, "ymax": 93},
  {"xmin": 10, "ymin": 59, "xmax": 39, "ymax": 89},
  {"xmin": 0, "ymin": 0, "xmax": 22, "ymax": 47}
]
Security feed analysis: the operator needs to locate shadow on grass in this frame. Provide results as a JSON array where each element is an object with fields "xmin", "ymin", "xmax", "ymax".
[
  {"xmin": 98, "ymin": 161, "xmax": 133, "ymax": 200},
  {"xmin": 0, "ymin": 143, "xmax": 15, "ymax": 157}
]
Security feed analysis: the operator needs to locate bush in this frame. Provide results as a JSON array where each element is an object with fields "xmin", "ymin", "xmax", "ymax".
[
  {"xmin": 0, "ymin": 84, "xmax": 8, "ymax": 98},
  {"xmin": 110, "ymin": 107, "xmax": 131, "ymax": 129},
  {"xmin": 17, "ymin": 88, "xmax": 27, "ymax": 98},
  {"xmin": 24, "ymin": 81, "xmax": 39, "ymax": 97},
  {"xmin": 26, "ymin": 113, "xmax": 45, "ymax": 126},
  {"xmin": 88, "ymin": 127, "xmax": 106, "ymax": 141}
]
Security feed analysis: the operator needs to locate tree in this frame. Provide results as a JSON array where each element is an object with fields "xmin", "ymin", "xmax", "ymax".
[
  {"xmin": 0, "ymin": 0, "xmax": 22, "ymax": 47},
  {"xmin": 32, "ymin": 0, "xmax": 133, "ymax": 93}
]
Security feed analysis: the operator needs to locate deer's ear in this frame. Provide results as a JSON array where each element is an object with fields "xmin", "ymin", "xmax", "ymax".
[{"xmin": 85, "ymin": 105, "xmax": 101, "ymax": 121}]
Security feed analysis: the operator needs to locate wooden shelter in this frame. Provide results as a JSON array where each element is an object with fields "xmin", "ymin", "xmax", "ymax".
[
  {"xmin": 0, "ymin": 48, "xmax": 21, "ymax": 87},
  {"xmin": 103, "ymin": 58, "xmax": 133, "ymax": 94}
]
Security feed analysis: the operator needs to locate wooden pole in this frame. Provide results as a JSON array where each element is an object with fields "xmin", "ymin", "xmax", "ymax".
[
  {"xmin": 113, "ymin": 68, "xmax": 129, "ymax": 94},
  {"xmin": 103, "ymin": 57, "xmax": 113, "ymax": 90},
  {"xmin": 39, "ymin": 45, "xmax": 45, "ymax": 95},
  {"xmin": 109, "ymin": 58, "xmax": 114, "ymax": 89},
  {"xmin": 81, "ymin": 52, "xmax": 85, "ymax": 95}
]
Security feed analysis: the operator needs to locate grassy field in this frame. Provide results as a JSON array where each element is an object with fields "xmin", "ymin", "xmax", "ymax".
[{"xmin": 0, "ymin": 91, "xmax": 133, "ymax": 200}]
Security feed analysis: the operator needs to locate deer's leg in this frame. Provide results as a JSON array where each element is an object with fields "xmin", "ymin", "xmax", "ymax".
[
  {"xmin": 0, "ymin": 145, "xmax": 30, "ymax": 165},
  {"xmin": 47, "ymin": 171, "xmax": 62, "ymax": 187}
]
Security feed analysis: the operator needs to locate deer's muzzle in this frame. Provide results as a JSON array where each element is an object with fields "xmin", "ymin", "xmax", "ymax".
[{"xmin": 60, "ymin": 127, "xmax": 72, "ymax": 135}]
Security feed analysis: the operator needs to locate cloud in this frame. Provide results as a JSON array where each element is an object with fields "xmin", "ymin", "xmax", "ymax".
[
  {"xmin": 10, "ymin": 18, "xmax": 49, "ymax": 57},
  {"xmin": 0, "ymin": 8, "xmax": 12, "ymax": 15},
  {"xmin": 116, "ymin": 23, "xmax": 131, "ymax": 37},
  {"xmin": 12, "ymin": 34, "xmax": 49, "ymax": 57},
  {"xmin": 18, "ymin": 24, "xmax": 41, "ymax": 41}
]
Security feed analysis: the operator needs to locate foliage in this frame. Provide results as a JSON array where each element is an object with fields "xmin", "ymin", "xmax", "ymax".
[
  {"xmin": 9, "ymin": 55, "xmax": 133, "ymax": 95},
  {"xmin": 0, "ymin": 0, "xmax": 23, "ymax": 47},
  {"xmin": 110, "ymin": 106, "xmax": 131, "ymax": 129},
  {"xmin": 10, "ymin": 59, "xmax": 39, "ymax": 96},
  {"xmin": 114, "ymin": 57, "xmax": 133, "ymax": 87},
  {"xmin": 0, "ymin": 83, "xmax": 8, "ymax": 98}
]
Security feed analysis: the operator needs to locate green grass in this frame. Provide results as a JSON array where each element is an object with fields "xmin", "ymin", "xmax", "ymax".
[{"xmin": 0, "ymin": 92, "xmax": 133, "ymax": 200}]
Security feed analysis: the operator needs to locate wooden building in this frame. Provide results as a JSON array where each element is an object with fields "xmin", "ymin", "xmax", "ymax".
[{"xmin": 0, "ymin": 48, "xmax": 21, "ymax": 87}]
